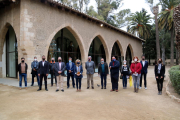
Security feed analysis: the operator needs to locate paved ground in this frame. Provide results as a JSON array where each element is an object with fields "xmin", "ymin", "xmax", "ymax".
[{"xmin": 0, "ymin": 66, "xmax": 180, "ymax": 120}]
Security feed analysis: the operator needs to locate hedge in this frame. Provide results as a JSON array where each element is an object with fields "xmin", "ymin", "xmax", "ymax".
[{"xmin": 169, "ymin": 65, "xmax": 180, "ymax": 95}]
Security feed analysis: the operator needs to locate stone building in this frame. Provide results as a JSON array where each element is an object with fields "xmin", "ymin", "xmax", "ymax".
[{"xmin": 0, "ymin": 0, "xmax": 144, "ymax": 81}]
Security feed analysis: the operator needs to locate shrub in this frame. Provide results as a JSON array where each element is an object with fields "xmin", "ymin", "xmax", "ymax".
[{"xmin": 169, "ymin": 65, "xmax": 180, "ymax": 95}]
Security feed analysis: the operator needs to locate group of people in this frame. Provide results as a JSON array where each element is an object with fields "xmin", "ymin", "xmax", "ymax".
[{"xmin": 18, "ymin": 55, "xmax": 165, "ymax": 95}]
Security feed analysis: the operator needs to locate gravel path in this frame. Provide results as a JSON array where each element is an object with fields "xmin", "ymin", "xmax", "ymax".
[{"xmin": 0, "ymin": 66, "xmax": 180, "ymax": 120}]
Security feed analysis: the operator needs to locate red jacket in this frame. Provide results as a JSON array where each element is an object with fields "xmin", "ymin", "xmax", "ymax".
[{"xmin": 130, "ymin": 62, "xmax": 142, "ymax": 74}]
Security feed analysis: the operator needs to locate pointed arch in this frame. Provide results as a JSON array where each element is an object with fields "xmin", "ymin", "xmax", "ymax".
[
  {"xmin": 112, "ymin": 40, "xmax": 124, "ymax": 57},
  {"xmin": 126, "ymin": 44, "xmax": 134, "ymax": 58},
  {"xmin": 88, "ymin": 33, "xmax": 109, "ymax": 62},
  {"xmin": 45, "ymin": 23, "xmax": 86, "ymax": 62}
]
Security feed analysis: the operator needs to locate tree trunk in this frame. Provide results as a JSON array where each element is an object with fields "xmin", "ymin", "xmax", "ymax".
[
  {"xmin": 176, "ymin": 46, "xmax": 179, "ymax": 65},
  {"xmin": 155, "ymin": 14, "xmax": 160, "ymax": 60},
  {"xmin": 170, "ymin": 30, "xmax": 174, "ymax": 66},
  {"xmin": 161, "ymin": 45, "xmax": 165, "ymax": 65}
]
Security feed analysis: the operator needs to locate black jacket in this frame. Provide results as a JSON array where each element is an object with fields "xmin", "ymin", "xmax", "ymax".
[
  {"xmin": 98, "ymin": 62, "xmax": 109, "ymax": 75},
  {"xmin": 49, "ymin": 62, "xmax": 56, "ymax": 74},
  {"xmin": 38, "ymin": 61, "xmax": 49, "ymax": 74},
  {"xmin": 18, "ymin": 63, "xmax": 28, "ymax": 74},
  {"xmin": 154, "ymin": 64, "xmax": 165, "ymax": 77},
  {"xmin": 121, "ymin": 65, "xmax": 130, "ymax": 76}
]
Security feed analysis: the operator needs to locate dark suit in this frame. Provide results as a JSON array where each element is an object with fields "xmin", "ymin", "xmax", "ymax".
[
  {"xmin": 109, "ymin": 60, "xmax": 120, "ymax": 90},
  {"xmin": 38, "ymin": 61, "xmax": 49, "ymax": 90},
  {"xmin": 75, "ymin": 65, "xmax": 83, "ymax": 89},
  {"xmin": 66, "ymin": 62, "xmax": 75, "ymax": 88},
  {"xmin": 98, "ymin": 62, "xmax": 109, "ymax": 88},
  {"xmin": 154, "ymin": 64, "xmax": 165, "ymax": 92},
  {"xmin": 49, "ymin": 62, "xmax": 57, "ymax": 86},
  {"xmin": 140, "ymin": 60, "xmax": 148, "ymax": 87}
]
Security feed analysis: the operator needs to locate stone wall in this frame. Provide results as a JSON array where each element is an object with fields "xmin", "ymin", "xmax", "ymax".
[
  {"xmin": 0, "ymin": 3, "xmax": 20, "ymax": 78},
  {"xmin": 0, "ymin": 0, "xmax": 143, "ymax": 81}
]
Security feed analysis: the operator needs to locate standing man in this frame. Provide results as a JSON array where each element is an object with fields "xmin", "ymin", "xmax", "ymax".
[
  {"xmin": 109, "ymin": 56, "xmax": 120, "ymax": 92},
  {"xmin": 66, "ymin": 57, "xmax": 75, "ymax": 88},
  {"xmin": 98, "ymin": 58, "xmax": 109, "ymax": 89},
  {"xmin": 49, "ymin": 58, "xmax": 57, "ymax": 87},
  {"xmin": 85, "ymin": 56, "xmax": 95, "ymax": 89},
  {"xmin": 31, "ymin": 56, "xmax": 39, "ymax": 86},
  {"xmin": 140, "ymin": 55, "xmax": 148, "ymax": 90},
  {"xmin": 37, "ymin": 55, "xmax": 49, "ymax": 91},
  {"xmin": 54, "ymin": 57, "xmax": 66, "ymax": 92},
  {"xmin": 18, "ymin": 57, "xmax": 28, "ymax": 90}
]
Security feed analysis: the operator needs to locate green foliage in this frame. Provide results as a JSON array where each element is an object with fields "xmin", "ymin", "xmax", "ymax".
[
  {"xmin": 87, "ymin": 0, "xmax": 131, "ymax": 28},
  {"xmin": 144, "ymin": 25, "xmax": 156, "ymax": 59},
  {"xmin": 169, "ymin": 65, "xmax": 180, "ymax": 95},
  {"xmin": 127, "ymin": 8, "xmax": 152, "ymax": 40}
]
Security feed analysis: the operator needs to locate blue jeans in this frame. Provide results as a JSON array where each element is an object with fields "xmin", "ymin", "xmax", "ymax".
[
  {"xmin": 101, "ymin": 73, "xmax": 107, "ymax": 88},
  {"xmin": 122, "ymin": 75, "xmax": 127, "ymax": 87},
  {"xmin": 19, "ymin": 73, "xmax": 27, "ymax": 87}
]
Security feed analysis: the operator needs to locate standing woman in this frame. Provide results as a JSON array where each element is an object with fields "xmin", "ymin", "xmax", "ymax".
[
  {"xmin": 75, "ymin": 59, "xmax": 83, "ymax": 92},
  {"xmin": 121, "ymin": 60, "xmax": 130, "ymax": 89},
  {"xmin": 154, "ymin": 58, "xmax": 165, "ymax": 95},
  {"xmin": 130, "ymin": 57, "xmax": 142, "ymax": 93}
]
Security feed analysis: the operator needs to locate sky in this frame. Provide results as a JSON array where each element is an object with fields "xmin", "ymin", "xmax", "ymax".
[{"xmin": 88, "ymin": 0, "xmax": 158, "ymax": 31}]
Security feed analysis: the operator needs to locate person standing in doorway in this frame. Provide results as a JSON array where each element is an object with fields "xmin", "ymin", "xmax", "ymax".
[
  {"xmin": 18, "ymin": 57, "xmax": 28, "ymax": 90},
  {"xmin": 74, "ymin": 59, "xmax": 83, "ymax": 92},
  {"xmin": 140, "ymin": 55, "xmax": 148, "ymax": 90},
  {"xmin": 130, "ymin": 57, "xmax": 142, "ymax": 93},
  {"xmin": 54, "ymin": 57, "xmax": 66, "ymax": 92},
  {"xmin": 49, "ymin": 58, "xmax": 57, "ymax": 87},
  {"xmin": 154, "ymin": 58, "xmax": 165, "ymax": 95},
  {"xmin": 121, "ymin": 60, "xmax": 130, "ymax": 89},
  {"xmin": 109, "ymin": 56, "xmax": 120, "ymax": 92},
  {"xmin": 98, "ymin": 58, "xmax": 109, "ymax": 89},
  {"xmin": 85, "ymin": 56, "xmax": 95, "ymax": 89},
  {"xmin": 66, "ymin": 57, "xmax": 75, "ymax": 88},
  {"xmin": 37, "ymin": 55, "xmax": 49, "ymax": 91},
  {"xmin": 31, "ymin": 56, "xmax": 39, "ymax": 86}
]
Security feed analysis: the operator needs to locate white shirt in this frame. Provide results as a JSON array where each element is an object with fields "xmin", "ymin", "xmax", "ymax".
[
  {"xmin": 142, "ymin": 61, "xmax": 145, "ymax": 67},
  {"xmin": 42, "ymin": 61, "xmax": 45, "ymax": 66}
]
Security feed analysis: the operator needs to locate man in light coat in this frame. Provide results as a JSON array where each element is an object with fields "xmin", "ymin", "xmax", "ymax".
[
  {"xmin": 54, "ymin": 57, "xmax": 66, "ymax": 92},
  {"xmin": 85, "ymin": 56, "xmax": 95, "ymax": 89}
]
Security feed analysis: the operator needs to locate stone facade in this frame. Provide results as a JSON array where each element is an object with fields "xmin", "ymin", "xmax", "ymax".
[{"xmin": 0, "ymin": 0, "xmax": 143, "ymax": 81}]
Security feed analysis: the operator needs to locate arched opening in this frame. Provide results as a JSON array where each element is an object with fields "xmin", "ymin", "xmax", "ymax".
[
  {"xmin": 88, "ymin": 36, "xmax": 106, "ymax": 72},
  {"xmin": 4, "ymin": 25, "xmax": 18, "ymax": 78},
  {"xmin": 125, "ymin": 45, "xmax": 133, "ymax": 66},
  {"xmin": 48, "ymin": 27, "xmax": 81, "ymax": 75},
  {"xmin": 111, "ymin": 42, "xmax": 123, "ymax": 65}
]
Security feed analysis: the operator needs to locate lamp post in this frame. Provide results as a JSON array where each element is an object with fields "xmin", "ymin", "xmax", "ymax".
[{"xmin": 152, "ymin": 5, "xmax": 160, "ymax": 60}]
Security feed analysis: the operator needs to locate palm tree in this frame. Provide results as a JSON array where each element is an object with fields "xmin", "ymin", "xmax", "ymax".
[
  {"xmin": 158, "ymin": 0, "xmax": 180, "ymax": 66},
  {"xmin": 127, "ymin": 9, "xmax": 152, "ymax": 40}
]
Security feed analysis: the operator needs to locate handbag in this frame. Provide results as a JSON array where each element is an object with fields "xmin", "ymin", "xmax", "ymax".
[{"xmin": 120, "ymin": 75, "xmax": 123, "ymax": 79}]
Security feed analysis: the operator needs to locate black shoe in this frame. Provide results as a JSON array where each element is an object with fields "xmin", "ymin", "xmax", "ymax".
[
  {"xmin": 61, "ymin": 89, "xmax": 64, "ymax": 92},
  {"xmin": 87, "ymin": 87, "xmax": 89, "ymax": 89},
  {"xmin": 104, "ymin": 87, "xmax": 106, "ymax": 89},
  {"xmin": 67, "ymin": 86, "xmax": 69, "ymax": 89},
  {"xmin": 56, "ymin": 89, "xmax": 59, "ymax": 92},
  {"xmin": 37, "ymin": 89, "xmax": 41, "ymax": 91},
  {"xmin": 73, "ymin": 86, "xmax": 75, "ymax": 88},
  {"xmin": 101, "ymin": 87, "xmax": 103, "ymax": 89},
  {"xmin": 92, "ymin": 87, "xmax": 94, "ymax": 89},
  {"xmin": 45, "ymin": 89, "xmax": 48, "ymax": 91},
  {"xmin": 31, "ymin": 84, "xmax": 33, "ymax": 86}
]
